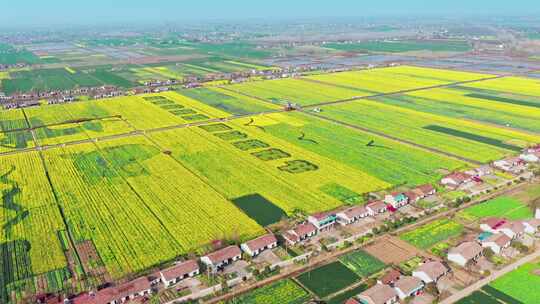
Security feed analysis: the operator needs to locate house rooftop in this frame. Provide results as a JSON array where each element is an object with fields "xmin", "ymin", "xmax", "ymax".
[
  {"xmin": 380, "ymin": 269, "xmax": 401, "ymax": 285},
  {"xmin": 243, "ymin": 234, "xmax": 277, "ymax": 252},
  {"xmin": 394, "ymin": 276, "xmax": 423, "ymax": 294},
  {"xmin": 72, "ymin": 277, "xmax": 152, "ymax": 304},
  {"xmin": 310, "ymin": 211, "xmax": 335, "ymax": 221},
  {"xmin": 415, "ymin": 261, "xmax": 448, "ymax": 280},
  {"xmin": 484, "ymin": 233, "xmax": 512, "ymax": 247},
  {"xmin": 482, "ymin": 217, "xmax": 507, "ymax": 230},
  {"xmin": 404, "ymin": 191, "xmax": 419, "ymax": 201},
  {"xmin": 450, "ymin": 241, "xmax": 483, "ymax": 260},
  {"xmin": 500, "ymin": 221, "xmax": 525, "ymax": 234},
  {"xmin": 367, "ymin": 200, "xmax": 387, "ymax": 210},
  {"xmin": 114, "ymin": 277, "xmax": 152, "ymax": 300},
  {"xmin": 283, "ymin": 231, "xmax": 299, "ymax": 243},
  {"xmin": 416, "ymin": 184, "xmax": 435, "ymax": 195},
  {"xmin": 294, "ymin": 223, "xmax": 317, "ymax": 236},
  {"xmin": 345, "ymin": 298, "xmax": 360, "ymax": 304},
  {"xmin": 342, "ymin": 205, "xmax": 369, "ymax": 219},
  {"xmin": 358, "ymin": 284, "xmax": 397, "ymax": 304},
  {"xmin": 160, "ymin": 260, "xmax": 199, "ymax": 282},
  {"xmin": 445, "ymin": 172, "xmax": 471, "ymax": 182},
  {"xmin": 204, "ymin": 246, "xmax": 241, "ymax": 264},
  {"xmin": 526, "ymin": 219, "xmax": 540, "ymax": 227}
]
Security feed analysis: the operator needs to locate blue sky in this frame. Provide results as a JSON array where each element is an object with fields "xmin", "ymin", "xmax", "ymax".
[{"xmin": 3, "ymin": 0, "xmax": 540, "ymax": 27}]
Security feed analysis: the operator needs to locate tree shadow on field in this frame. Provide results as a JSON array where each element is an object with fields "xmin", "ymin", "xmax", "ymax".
[
  {"xmin": 244, "ymin": 118, "xmax": 266, "ymax": 132},
  {"xmin": 365, "ymin": 140, "xmax": 392, "ymax": 150},
  {"xmin": 298, "ymin": 132, "xmax": 318, "ymax": 144},
  {"xmin": 1, "ymin": 166, "xmax": 30, "ymax": 237},
  {"xmin": 0, "ymin": 239, "xmax": 33, "ymax": 303}
]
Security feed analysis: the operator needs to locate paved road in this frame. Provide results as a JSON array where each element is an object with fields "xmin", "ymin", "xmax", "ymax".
[{"xmin": 440, "ymin": 249, "xmax": 540, "ymax": 304}]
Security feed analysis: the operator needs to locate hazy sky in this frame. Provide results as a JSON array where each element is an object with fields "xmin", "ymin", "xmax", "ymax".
[{"xmin": 3, "ymin": 0, "xmax": 540, "ymax": 27}]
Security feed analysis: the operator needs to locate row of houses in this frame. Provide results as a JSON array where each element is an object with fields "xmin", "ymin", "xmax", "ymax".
[
  {"xmin": 447, "ymin": 217, "xmax": 540, "ymax": 267},
  {"xmin": 64, "ymin": 183, "xmax": 435, "ymax": 304},
  {"xmin": 283, "ymin": 184, "xmax": 437, "ymax": 246},
  {"xmin": 520, "ymin": 145, "xmax": 540, "ymax": 163},
  {"xmin": 490, "ymin": 145, "xmax": 540, "ymax": 174},
  {"xmin": 1, "ymin": 85, "xmax": 124, "ymax": 109},
  {"xmin": 71, "ymin": 234, "xmax": 279, "ymax": 304},
  {"xmin": 347, "ymin": 260, "xmax": 449, "ymax": 304},
  {"xmin": 71, "ymin": 277, "xmax": 153, "ymax": 304},
  {"xmin": 439, "ymin": 147, "xmax": 539, "ymax": 190}
]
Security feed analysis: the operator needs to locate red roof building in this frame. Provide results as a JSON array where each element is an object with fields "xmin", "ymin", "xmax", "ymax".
[
  {"xmin": 201, "ymin": 246, "xmax": 242, "ymax": 272},
  {"xmin": 71, "ymin": 277, "xmax": 152, "ymax": 304},
  {"xmin": 160, "ymin": 260, "xmax": 200, "ymax": 287},
  {"xmin": 241, "ymin": 234, "xmax": 278, "ymax": 257},
  {"xmin": 282, "ymin": 223, "xmax": 317, "ymax": 246}
]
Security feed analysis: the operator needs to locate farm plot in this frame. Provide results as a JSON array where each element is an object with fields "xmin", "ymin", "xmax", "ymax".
[
  {"xmin": 457, "ymin": 197, "xmax": 533, "ymax": 223},
  {"xmin": 1, "ymin": 66, "xmax": 135, "ymax": 95},
  {"xmin": 0, "ymin": 152, "xmax": 68, "ymax": 303},
  {"xmin": 150, "ymin": 118, "xmax": 389, "ymax": 216},
  {"xmin": 226, "ymin": 77, "xmax": 367, "ymax": 106},
  {"xmin": 27, "ymin": 92, "xmax": 222, "ymax": 131},
  {"xmin": 489, "ymin": 262, "xmax": 540, "ymax": 304},
  {"xmin": 324, "ymin": 40, "xmax": 472, "ymax": 53},
  {"xmin": 464, "ymin": 76, "xmax": 540, "ymax": 99},
  {"xmin": 178, "ymin": 87, "xmax": 278, "ymax": 115},
  {"xmin": 326, "ymin": 284, "xmax": 368, "ymax": 304},
  {"xmin": 364, "ymin": 235, "xmax": 422, "ymax": 264},
  {"xmin": 304, "ymin": 65, "xmax": 489, "ymax": 94},
  {"xmin": 132, "ymin": 66, "xmax": 184, "ymax": 81},
  {"xmin": 43, "ymin": 137, "xmax": 263, "ymax": 279},
  {"xmin": 227, "ymin": 279, "xmax": 310, "ymax": 304},
  {"xmin": 339, "ymin": 250, "xmax": 386, "ymax": 277},
  {"xmin": 0, "ymin": 109, "xmax": 34, "ymax": 153},
  {"xmin": 375, "ymin": 86, "xmax": 540, "ymax": 133},
  {"xmin": 0, "ymin": 43, "xmax": 41, "ymax": 65},
  {"xmin": 232, "ymin": 194, "xmax": 287, "ymax": 226},
  {"xmin": 319, "ymin": 99, "xmax": 540, "ymax": 163},
  {"xmin": 179, "ymin": 57, "xmax": 267, "ymax": 74},
  {"xmin": 257, "ymin": 112, "xmax": 466, "ymax": 187},
  {"xmin": 400, "ymin": 219, "xmax": 464, "ymax": 249},
  {"xmin": 23, "ymin": 104, "xmax": 135, "ymax": 146},
  {"xmin": 0, "ymin": 109, "xmax": 27, "ymax": 131},
  {"xmin": 296, "ymin": 262, "xmax": 361, "ymax": 298},
  {"xmin": 1, "ymin": 68, "xmax": 100, "ymax": 94}
]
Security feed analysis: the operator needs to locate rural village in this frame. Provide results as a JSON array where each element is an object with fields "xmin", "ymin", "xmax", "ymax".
[
  {"xmin": 2, "ymin": 8, "xmax": 540, "ymax": 304},
  {"xmin": 39, "ymin": 142, "xmax": 540, "ymax": 304}
]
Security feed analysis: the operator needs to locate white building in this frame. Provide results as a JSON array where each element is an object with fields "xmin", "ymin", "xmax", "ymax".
[
  {"xmin": 240, "ymin": 234, "xmax": 278, "ymax": 257},
  {"xmin": 357, "ymin": 284, "xmax": 398, "ymax": 304},
  {"xmin": 481, "ymin": 234, "xmax": 512, "ymax": 254},
  {"xmin": 412, "ymin": 261, "xmax": 449, "ymax": 283},
  {"xmin": 498, "ymin": 221, "xmax": 525, "ymax": 239},
  {"xmin": 393, "ymin": 276, "xmax": 424, "ymax": 300},
  {"xmin": 307, "ymin": 212, "xmax": 337, "ymax": 231},
  {"xmin": 447, "ymin": 242, "xmax": 483, "ymax": 267},
  {"xmin": 520, "ymin": 152, "xmax": 540, "ymax": 163},
  {"xmin": 336, "ymin": 206, "xmax": 373, "ymax": 226},
  {"xmin": 282, "ymin": 223, "xmax": 318, "ymax": 246},
  {"xmin": 523, "ymin": 219, "xmax": 540, "ymax": 234},
  {"xmin": 441, "ymin": 172, "xmax": 472, "ymax": 188},
  {"xmin": 200, "ymin": 246, "xmax": 242, "ymax": 272},
  {"xmin": 160, "ymin": 260, "xmax": 200, "ymax": 287}
]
